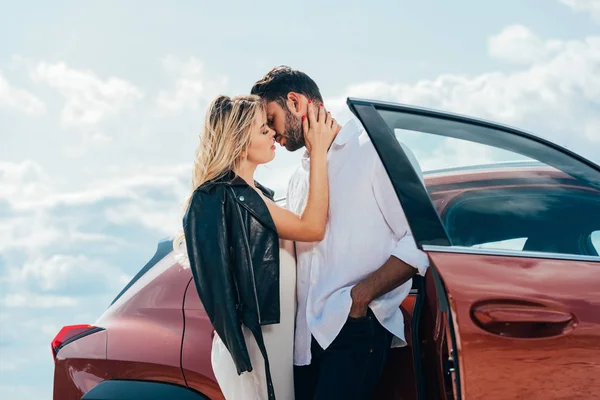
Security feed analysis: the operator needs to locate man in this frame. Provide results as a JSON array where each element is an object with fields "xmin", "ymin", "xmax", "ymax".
[{"xmin": 251, "ymin": 66, "xmax": 429, "ymax": 400}]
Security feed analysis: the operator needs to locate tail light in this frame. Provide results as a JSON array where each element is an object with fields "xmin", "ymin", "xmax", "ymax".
[{"xmin": 51, "ymin": 324, "xmax": 103, "ymax": 358}]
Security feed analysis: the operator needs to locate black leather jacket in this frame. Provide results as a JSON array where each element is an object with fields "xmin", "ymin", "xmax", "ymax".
[{"xmin": 183, "ymin": 171, "xmax": 280, "ymax": 399}]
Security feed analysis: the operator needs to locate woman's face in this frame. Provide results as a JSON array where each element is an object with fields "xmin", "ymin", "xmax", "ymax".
[{"xmin": 246, "ymin": 108, "xmax": 277, "ymax": 165}]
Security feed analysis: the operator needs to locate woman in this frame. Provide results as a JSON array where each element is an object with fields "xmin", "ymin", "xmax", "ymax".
[{"xmin": 174, "ymin": 94, "xmax": 338, "ymax": 400}]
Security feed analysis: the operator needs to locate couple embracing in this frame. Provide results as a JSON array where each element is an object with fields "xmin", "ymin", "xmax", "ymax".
[{"xmin": 175, "ymin": 66, "xmax": 429, "ymax": 400}]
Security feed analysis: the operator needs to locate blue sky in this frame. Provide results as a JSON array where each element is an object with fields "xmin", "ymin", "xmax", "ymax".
[{"xmin": 1, "ymin": 0, "xmax": 599, "ymax": 398}]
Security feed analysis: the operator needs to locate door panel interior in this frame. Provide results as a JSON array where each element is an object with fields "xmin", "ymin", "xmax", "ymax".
[
  {"xmin": 374, "ymin": 293, "xmax": 418, "ymax": 400},
  {"xmin": 420, "ymin": 269, "xmax": 454, "ymax": 400},
  {"xmin": 426, "ymin": 250, "xmax": 600, "ymax": 400}
]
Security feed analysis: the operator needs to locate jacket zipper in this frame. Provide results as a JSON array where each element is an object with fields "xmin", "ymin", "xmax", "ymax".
[{"xmin": 228, "ymin": 187, "xmax": 262, "ymax": 324}]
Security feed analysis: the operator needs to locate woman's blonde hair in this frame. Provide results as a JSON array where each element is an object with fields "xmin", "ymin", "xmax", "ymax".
[{"xmin": 173, "ymin": 94, "xmax": 264, "ymax": 266}]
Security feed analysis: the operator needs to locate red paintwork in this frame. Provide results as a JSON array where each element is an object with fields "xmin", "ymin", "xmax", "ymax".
[
  {"xmin": 181, "ymin": 278, "xmax": 226, "ymax": 400},
  {"xmin": 424, "ymin": 165, "xmax": 570, "ymax": 187},
  {"xmin": 428, "ymin": 252, "xmax": 600, "ymax": 400},
  {"xmin": 52, "ymin": 164, "xmax": 600, "ymax": 399},
  {"xmin": 53, "ymin": 330, "xmax": 107, "ymax": 398},
  {"xmin": 53, "ymin": 253, "xmax": 192, "ymax": 399}
]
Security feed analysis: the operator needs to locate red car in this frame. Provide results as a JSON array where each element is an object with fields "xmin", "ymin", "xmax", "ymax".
[{"xmin": 52, "ymin": 98, "xmax": 600, "ymax": 400}]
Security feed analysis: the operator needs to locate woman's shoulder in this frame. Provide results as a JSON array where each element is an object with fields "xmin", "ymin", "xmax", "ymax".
[
  {"xmin": 189, "ymin": 181, "xmax": 228, "ymax": 207},
  {"xmin": 255, "ymin": 181, "xmax": 275, "ymax": 200}
]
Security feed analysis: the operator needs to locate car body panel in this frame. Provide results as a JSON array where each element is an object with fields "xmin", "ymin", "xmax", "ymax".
[
  {"xmin": 181, "ymin": 277, "xmax": 225, "ymax": 400},
  {"xmin": 97, "ymin": 252, "xmax": 189, "ymax": 381},
  {"xmin": 53, "ymin": 330, "xmax": 108, "ymax": 399},
  {"xmin": 53, "ymin": 251, "xmax": 193, "ymax": 399},
  {"xmin": 426, "ymin": 250, "xmax": 600, "ymax": 399}
]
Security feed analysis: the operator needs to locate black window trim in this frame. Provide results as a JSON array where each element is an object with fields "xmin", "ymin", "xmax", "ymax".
[
  {"xmin": 347, "ymin": 100, "xmax": 451, "ymax": 247},
  {"xmin": 110, "ymin": 238, "xmax": 174, "ymax": 306}
]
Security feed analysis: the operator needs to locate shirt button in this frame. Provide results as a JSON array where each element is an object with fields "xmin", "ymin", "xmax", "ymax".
[
  {"xmin": 312, "ymin": 249, "xmax": 318, "ymax": 254},
  {"xmin": 239, "ymin": 196, "xmax": 245, "ymax": 201}
]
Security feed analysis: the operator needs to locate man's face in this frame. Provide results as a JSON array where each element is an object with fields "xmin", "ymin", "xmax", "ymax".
[{"xmin": 265, "ymin": 100, "xmax": 305, "ymax": 152}]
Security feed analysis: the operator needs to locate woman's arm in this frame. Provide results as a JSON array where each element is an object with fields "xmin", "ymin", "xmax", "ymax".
[{"xmin": 264, "ymin": 104, "xmax": 337, "ymax": 242}]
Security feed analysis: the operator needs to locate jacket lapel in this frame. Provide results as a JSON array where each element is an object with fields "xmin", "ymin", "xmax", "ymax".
[{"xmin": 223, "ymin": 176, "xmax": 277, "ymax": 233}]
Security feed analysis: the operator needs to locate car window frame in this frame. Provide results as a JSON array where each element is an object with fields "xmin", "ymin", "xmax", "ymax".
[{"xmin": 347, "ymin": 97, "xmax": 600, "ymax": 263}]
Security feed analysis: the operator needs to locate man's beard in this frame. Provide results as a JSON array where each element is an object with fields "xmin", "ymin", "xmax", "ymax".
[{"xmin": 282, "ymin": 106, "xmax": 305, "ymax": 152}]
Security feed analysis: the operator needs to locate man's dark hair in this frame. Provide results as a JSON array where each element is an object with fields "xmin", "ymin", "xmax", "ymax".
[{"xmin": 251, "ymin": 65, "xmax": 323, "ymax": 106}]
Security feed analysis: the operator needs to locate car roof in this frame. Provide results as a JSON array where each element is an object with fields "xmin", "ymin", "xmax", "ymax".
[
  {"xmin": 274, "ymin": 161, "xmax": 578, "ymax": 205},
  {"xmin": 422, "ymin": 160, "xmax": 574, "ymax": 187}
]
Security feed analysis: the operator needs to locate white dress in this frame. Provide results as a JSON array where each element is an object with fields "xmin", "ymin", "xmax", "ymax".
[{"xmin": 211, "ymin": 240, "xmax": 297, "ymax": 400}]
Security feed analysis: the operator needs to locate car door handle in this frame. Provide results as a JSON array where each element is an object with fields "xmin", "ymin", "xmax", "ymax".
[{"xmin": 471, "ymin": 302, "xmax": 575, "ymax": 338}]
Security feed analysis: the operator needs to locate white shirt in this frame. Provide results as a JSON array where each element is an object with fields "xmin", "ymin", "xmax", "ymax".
[{"xmin": 286, "ymin": 118, "xmax": 430, "ymax": 366}]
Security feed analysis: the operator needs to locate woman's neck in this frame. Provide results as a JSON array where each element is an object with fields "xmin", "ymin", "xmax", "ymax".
[{"xmin": 234, "ymin": 161, "xmax": 257, "ymax": 188}]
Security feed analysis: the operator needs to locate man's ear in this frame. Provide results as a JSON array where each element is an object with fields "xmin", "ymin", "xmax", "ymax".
[{"xmin": 286, "ymin": 92, "xmax": 304, "ymax": 115}]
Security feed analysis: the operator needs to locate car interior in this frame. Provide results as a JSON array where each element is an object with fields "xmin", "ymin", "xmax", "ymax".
[{"xmin": 442, "ymin": 187, "xmax": 600, "ymax": 257}]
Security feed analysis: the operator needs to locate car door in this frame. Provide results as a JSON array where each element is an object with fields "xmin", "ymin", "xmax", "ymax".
[{"xmin": 347, "ymin": 98, "xmax": 600, "ymax": 400}]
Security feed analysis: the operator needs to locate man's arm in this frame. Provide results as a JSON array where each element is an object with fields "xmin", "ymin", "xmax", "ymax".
[
  {"xmin": 350, "ymin": 144, "xmax": 429, "ymax": 318},
  {"xmin": 350, "ymin": 256, "xmax": 417, "ymax": 317}
]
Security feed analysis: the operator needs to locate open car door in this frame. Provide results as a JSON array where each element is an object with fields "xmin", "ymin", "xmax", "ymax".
[{"xmin": 348, "ymin": 98, "xmax": 600, "ymax": 400}]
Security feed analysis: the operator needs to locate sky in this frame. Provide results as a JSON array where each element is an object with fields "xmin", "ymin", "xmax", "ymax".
[{"xmin": 1, "ymin": 0, "xmax": 599, "ymax": 398}]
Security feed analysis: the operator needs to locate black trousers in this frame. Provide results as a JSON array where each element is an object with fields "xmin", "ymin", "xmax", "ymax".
[{"xmin": 294, "ymin": 310, "xmax": 393, "ymax": 400}]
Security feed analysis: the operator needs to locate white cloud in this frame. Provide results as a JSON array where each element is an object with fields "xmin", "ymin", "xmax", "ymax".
[
  {"xmin": 0, "ymin": 162, "xmax": 189, "ymax": 261},
  {"xmin": 0, "ymin": 161, "xmax": 187, "ymax": 314},
  {"xmin": 488, "ymin": 25, "xmax": 560, "ymax": 65},
  {"xmin": 156, "ymin": 55, "xmax": 228, "ymax": 115},
  {"xmin": 29, "ymin": 61, "xmax": 143, "ymax": 127},
  {"xmin": 4, "ymin": 254, "xmax": 130, "ymax": 295},
  {"xmin": 5, "ymin": 162, "xmax": 189, "ymax": 210},
  {"xmin": 0, "ymin": 160, "xmax": 53, "ymax": 204},
  {"xmin": 1, "ymin": 292, "xmax": 78, "ymax": 308},
  {"xmin": 330, "ymin": 28, "xmax": 600, "ymax": 164},
  {"xmin": 0, "ymin": 71, "xmax": 46, "ymax": 115},
  {"xmin": 0, "ymin": 384, "xmax": 47, "ymax": 398},
  {"xmin": 559, "ymin": 0, "xmax": 600, "ymax": 22}
]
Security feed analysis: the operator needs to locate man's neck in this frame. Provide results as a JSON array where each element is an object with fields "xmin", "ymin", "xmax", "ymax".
[{"xmin": 304, "ymin": 120, "xmax": 343, "ymax": 157}]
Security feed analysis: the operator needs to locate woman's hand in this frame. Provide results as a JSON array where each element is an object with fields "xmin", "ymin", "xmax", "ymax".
[
  {"xmin": 262, "ymin": 101, "xmax": 337, "ymax": 243},
  {"xmin": 303, "ymin": 102, "xmax": 339, "ymax": 154}
]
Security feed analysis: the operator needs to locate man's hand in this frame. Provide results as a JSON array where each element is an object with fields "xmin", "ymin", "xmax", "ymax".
[
  {"xmin": 348, "ymin": 256, "xmax": 418, "ymax": 319},
  {"xmin": 349, "ymin": 285, "xmax": 370, "ymax": 318}
]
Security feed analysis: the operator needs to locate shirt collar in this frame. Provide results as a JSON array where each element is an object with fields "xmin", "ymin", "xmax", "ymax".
[
  {"xmin": 301, "ymin": 118, "xmax": 362, "ymax": 170},
  {"xmin": 333, "ymin": 118, "xmax": 362, "ymax": 147}
]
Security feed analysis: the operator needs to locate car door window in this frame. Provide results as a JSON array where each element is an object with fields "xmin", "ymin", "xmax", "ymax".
[
  {"xmin": 470, "ymin": 237, "xmax": 527, "ymax": 251},
  {"xmin": 592, "ymin": 231, "xmax": 600, "ymax": 254},
  {"xmin": 374, "ymin": 111, "xmax": 600, "ymax": 258}
]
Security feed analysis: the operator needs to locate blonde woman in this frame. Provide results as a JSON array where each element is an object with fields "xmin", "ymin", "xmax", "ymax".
[{"xmin": 175, "ymin": 94, "xmax": 338, "ymax": 399}]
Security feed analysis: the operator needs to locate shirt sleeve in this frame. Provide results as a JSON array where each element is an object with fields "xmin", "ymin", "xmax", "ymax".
[
  {"xmin": 371, "ymin": 143, "xmax": 430, "ymax": 277},
  {"xmin": 285, "ymin": 166, "xmax": 308, "ymax": 212}
]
